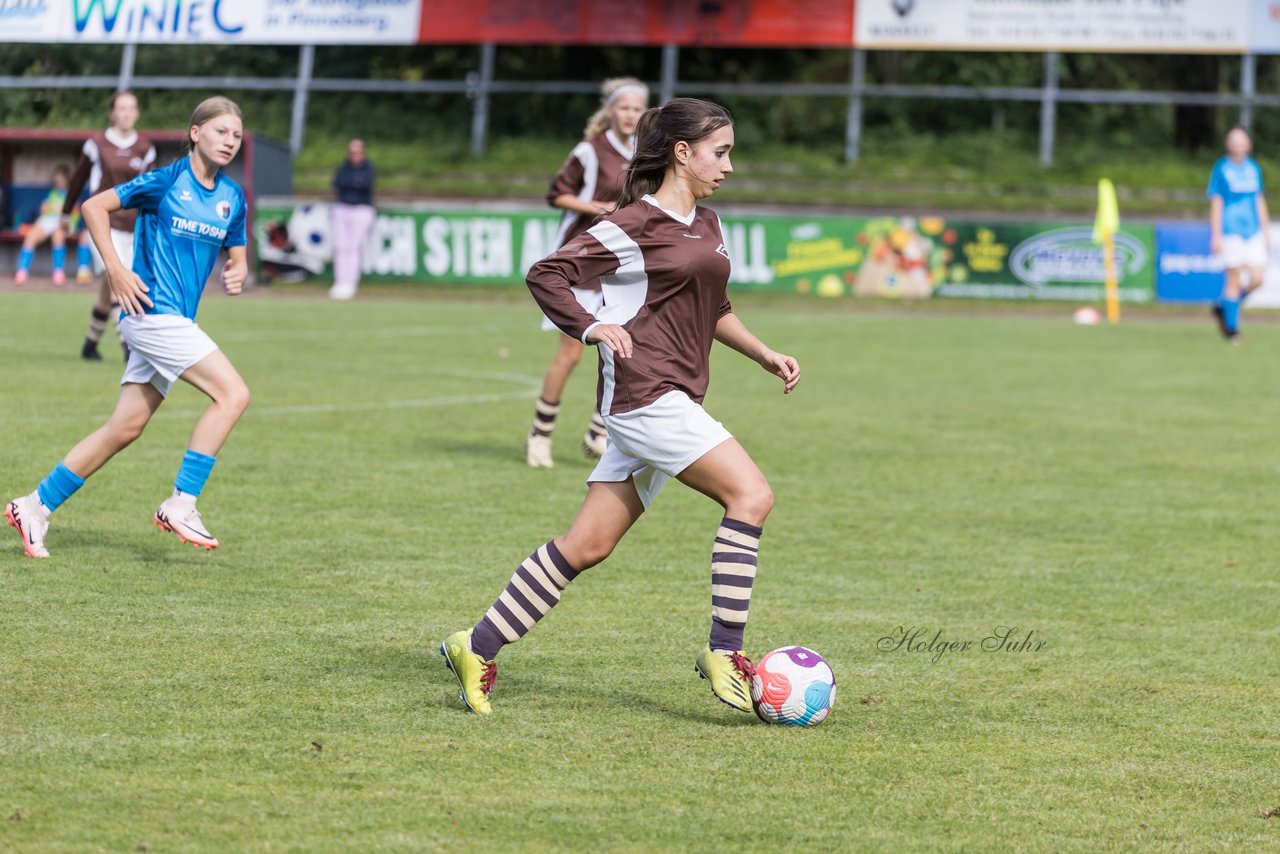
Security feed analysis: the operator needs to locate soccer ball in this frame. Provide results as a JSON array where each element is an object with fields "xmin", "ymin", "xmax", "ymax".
[{"xmin": 751, "ymin": 646, "xmax": 836, "ymax": 726}]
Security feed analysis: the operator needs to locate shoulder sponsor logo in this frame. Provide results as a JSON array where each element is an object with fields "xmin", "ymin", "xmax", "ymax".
[
  {"xmin": 178, "ymin": 189, "xmax": 193, "ymax": 202},
  {"xmin": 216, "ymin": 200, "xmax": 232, "ymax": 221},
  {"xmin": 682, "ymin": 232, "xmax": 703, "ymax": 239},
  {"xmin": 891, "ymin": 0, "xmax": 914, "ymax": 17},
  {"xmin": 715, "ymin": 243, "xmax": 729, "ymax": 258}
]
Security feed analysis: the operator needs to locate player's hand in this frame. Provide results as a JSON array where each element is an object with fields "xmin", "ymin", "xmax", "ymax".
[
  {"xmin": 586, "ymin": 323, "xmax": 633, "ymax": 359},
  {"xmin": 108, "ymin": 265, "xmax": 152, "ymax": 315},
  {"xmin": 760, "ymin": 350, "xmax": 800, "ymax": 394},
  {"xmin": 221, "ymin": 260, "xmax": 247, "ymax": 295}
]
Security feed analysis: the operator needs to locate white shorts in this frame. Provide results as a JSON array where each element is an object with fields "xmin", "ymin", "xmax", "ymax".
[
  {"xmin": 541, "ymin": 287, "xmax": 605, "ymax": 333},
  {"xmin": 35, "ymin": 214, "xmax": 61, "ymax": 234},
  {"xmin": 89, "ymin": 228, "xmax": 136, "ymax": 276},
  {"xmin": 119, "ymin": 314, "xmax": 219, "ymax": 398},
  {"xmin": 587, "ymin": 390, "xmax": 733, "ymax": 509},
  {"xmin": 1220, "ymin": 233, "xmax": 1268, "ymax": 269}
]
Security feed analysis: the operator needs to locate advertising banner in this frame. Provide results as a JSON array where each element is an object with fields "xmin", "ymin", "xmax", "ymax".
[
  {"xmin": 1155, "ymin": 221, "xmax": 1280, "ymax": 307},
  {"xmin": 417, "ymin": 0, "xmax": 854, "ymax": 47},
  {"xmin": 256, "ymin": 201, "xmax": 1158, "ymax": 303},
  {"xmin": 0, "ymin": 0, "xmax": 420, "ymax": 43},
  {"xmin": 1250, "ymin": 1, "xmax": 1280, "ymax": 54},
  {"xmin": 854, "ymin": 0, "xmax": 1250, "ymax": 53}
]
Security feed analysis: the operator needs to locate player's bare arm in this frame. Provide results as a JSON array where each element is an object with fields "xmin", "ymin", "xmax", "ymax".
[
  {"xmin": 82, "ymin": 188, "xmax": 151, "ymax": 315},
  {"xmin": 714, "ymin": 313, "xmax": 800, "ymax": 394}
]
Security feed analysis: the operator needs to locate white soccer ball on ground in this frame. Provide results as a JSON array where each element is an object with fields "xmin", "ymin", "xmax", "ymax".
[{"xmin": 750, "ymin": 646, "xmax": 836, "ymax": 727}]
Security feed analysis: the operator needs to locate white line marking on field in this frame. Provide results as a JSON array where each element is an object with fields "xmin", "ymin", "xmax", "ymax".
[{"xmin": 17, "ymin": 369, "xmax": 542, "ymax": 424}]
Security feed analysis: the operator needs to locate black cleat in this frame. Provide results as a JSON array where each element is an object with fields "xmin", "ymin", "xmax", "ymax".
[
  {"xmin": 81, "ymin": 341, "xmax": 102, "ymax": 361},
  {"xmin": 1211, "ymin": 304, "xmax": 1230, "ymax": 339}
]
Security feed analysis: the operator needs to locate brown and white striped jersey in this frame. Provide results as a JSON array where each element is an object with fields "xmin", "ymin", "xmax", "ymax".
[
  {"xmin": 62, "ymin": 128, "xmax": 157, "ymax": 232},
  {"xmin": 545, "ymin": 130, "xmax": 635, "ymax": 290},
  {"xmin": 527, "ymin": 195, "xmax": 733, "ymax": 416}
]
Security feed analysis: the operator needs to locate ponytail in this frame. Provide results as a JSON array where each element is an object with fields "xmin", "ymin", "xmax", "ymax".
[{"xmin": 616, "ymin": 99, "xmax": 733, "ymax": 210}]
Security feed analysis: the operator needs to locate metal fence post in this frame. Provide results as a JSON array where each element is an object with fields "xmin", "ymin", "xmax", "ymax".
[
  {"xmin": 289, "ymin": 44, "xmax": 315, "ymax": 156},
  {"xmin": 118, "ymin": 43, "xmax": 137, "ymax": 92},
  {"xmin": 470, "ymin": 42, "xmax": 496, "ymax": 157},
  {"xmin": 1038, "ymin": 51, "xmax": 1059, "ymax": 168},
  {"xmin": 1241, "ymin": 52, "xmax": 1257, "ymax": 132},
  {"xmin": 660, "ymin": 43, "xmax": 679, "ymax": 105},
  {"xmin": 844, "ymin": 47, "xmax": 866, "ymax": 163}
]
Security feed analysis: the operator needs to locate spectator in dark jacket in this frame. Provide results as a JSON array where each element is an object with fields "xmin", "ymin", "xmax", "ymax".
[{"xmin": 329, "ymin": 138, "xmax": 375, "ymax": 300}]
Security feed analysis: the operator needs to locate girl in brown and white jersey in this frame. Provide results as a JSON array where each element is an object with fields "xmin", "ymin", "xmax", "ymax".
[
  {"xmin": 442, "ymin": 99, "xmax": 801, "ymax": 717},
  {"xmin": 525, "ymin": 77, "xmax": 648, "ymax": 469}
]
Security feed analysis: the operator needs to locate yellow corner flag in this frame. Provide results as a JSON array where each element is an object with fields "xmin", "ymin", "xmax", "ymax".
[{"xmin": 1093, "ymin": 178, "xmax": 1121, "ymax": 324}]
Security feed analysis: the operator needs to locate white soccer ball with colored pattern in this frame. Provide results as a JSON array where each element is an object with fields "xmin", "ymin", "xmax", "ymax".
[{"xmin": 750, "ymin": 646, "xmax": 835, "ymax": 726}]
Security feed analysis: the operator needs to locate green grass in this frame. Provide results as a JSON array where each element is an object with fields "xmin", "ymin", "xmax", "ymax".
[
  {"xmin": 2, "ymin": 290, "xmax": 1279, "ymax": 851},
  {"xmin": 291, "ymin": 132, "xmax": 1259, "ymax": 217}
]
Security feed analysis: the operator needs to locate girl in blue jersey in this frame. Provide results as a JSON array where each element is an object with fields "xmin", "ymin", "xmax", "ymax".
[
  {"xmin": 6, "ymin": 97, "xmax": 250, "ymax": 558},
  {"xmin": 1208, "ymin": 126, "xmax": 1271, "ymax": 342}
]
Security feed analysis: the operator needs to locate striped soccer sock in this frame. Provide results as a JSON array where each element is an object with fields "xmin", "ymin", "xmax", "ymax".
[
  {"xmin": 709, "ymin": 517, "xmax": 763, "ymax": 652},
  {"xmin": 530, "ymin": 397, "xmax": 559, "ymax": 438},
  {"xmin": 586, "ymin": 410, "xmax": 606, "ymax": 443},
  {"xmin": 85, "ymin": 307, "xmax": 110, "ymax": 344},
  {"xmin": 470, "ymin": 540, "xmax": 580, "ymax": 661}
]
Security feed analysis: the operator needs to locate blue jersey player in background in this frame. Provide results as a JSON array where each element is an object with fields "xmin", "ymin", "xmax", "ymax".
[
  {"xmin": 1207, "ymin": 126, "xmax": 1271, "ymax": 343},
  {"xmin": 6, "ymin": 97, "xmax": 251, "ymax": 558}
]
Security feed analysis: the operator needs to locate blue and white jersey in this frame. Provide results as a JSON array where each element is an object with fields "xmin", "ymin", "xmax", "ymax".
[
  {"xmin": 1206, "ymin": 156, "xmax": 1265, "ymax": 239},
  {"xmin": 115, "ymin": 157, "xmax": 247, "ymax": 320}
]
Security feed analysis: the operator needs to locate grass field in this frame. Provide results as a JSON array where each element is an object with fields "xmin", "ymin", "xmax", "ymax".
[{"xmin": 2, "ymin": 290, "xmax": 1279, "ymax": 851}]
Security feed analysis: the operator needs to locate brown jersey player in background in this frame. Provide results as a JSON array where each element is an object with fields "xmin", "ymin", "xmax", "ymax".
[
  {"xmin": 442, "ymin": 98, "xmax": 801, "ymax": 717},
  {"xmin": 62, "ymin": 91, "xmax": 157, "ymax": 362},
  {"xmin": 525, "ymin": 77, "xmax": 648, "ymax": 469}
]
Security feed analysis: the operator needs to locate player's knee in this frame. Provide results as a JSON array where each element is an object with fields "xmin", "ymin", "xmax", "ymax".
[
  {"xmin": 222, "ymin": 383, "xmax": 251, "ymax": 416},
  {"xmin": 556, "ymin": 346, "xmax": 582, "ymax": 369},
  {"xmin": 112, "ymin": 416, "xmax": 149, "ymax": 446},
  {"xmin": 559, "ymin": 534, "xmax": 614, "ymax": 570},
  {"xmin": 734, "ymin": 482, "xmax": 774, "ymax": 524}
]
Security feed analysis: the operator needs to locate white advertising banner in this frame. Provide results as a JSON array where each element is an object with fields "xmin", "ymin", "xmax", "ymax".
[
  {"xmin": 0, "ymin": 0, "xmax": 420, "ymax": 43},
  {"xmin": 1250, "ymin": 1, "xmax": 1280, "ymax": 54},
  {"xmin": 855, "ymin": 0, "xmax": 1251, "ymax": 53}
]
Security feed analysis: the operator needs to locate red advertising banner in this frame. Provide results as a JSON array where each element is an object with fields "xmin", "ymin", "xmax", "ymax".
[{"xmin": 418, "ymin": 0, "xmax": 855, "ymax": 47}]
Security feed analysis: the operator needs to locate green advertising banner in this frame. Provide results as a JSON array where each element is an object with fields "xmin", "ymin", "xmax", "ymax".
[{"xmin": 256, "ymin": 203, "xmax": 1156, "ymax": 302}]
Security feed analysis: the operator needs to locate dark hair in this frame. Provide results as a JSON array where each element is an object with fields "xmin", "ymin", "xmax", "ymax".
[
  {"xmin": 108, "ymin": 90, "xmax": 137, "ymax": 114},
  {"xmin": 616, "ymin": 98, "xmax": 733, "ymax": 210}
]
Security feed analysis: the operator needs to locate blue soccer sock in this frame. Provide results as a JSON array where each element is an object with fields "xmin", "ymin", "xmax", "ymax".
[
  {"xmin": 36, "ymin": 462, "xmax": 87, "ymax": 514},
  {"xmin": 17, "ymin": 247, "xmax": 34, "ymax": 273},
  {"xmin": 1222, "ymin": 297, "xmax": 1241, "ymax": 335},
  {"xmin": 51, "ymin": 245, "xmax": 66, "ymax": 272},
  {"xmin": 77, "ymin": 242, "xmax": 93, "ymax": 270},
  {"xmin": 173, "ymin": 449, "xmax": 217, "ymax": 499}
]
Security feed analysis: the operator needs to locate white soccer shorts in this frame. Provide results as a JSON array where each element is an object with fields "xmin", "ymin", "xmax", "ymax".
[
  {"xmin": 587, "ymin": 390, "xmax": 733, "ymax": 509},
  {"xmin": 1219, "ymin": 233, "xmax": 1268, "ymax": 269},
  {"xmin": 119, "ymin": 314, "xmax": 219, "ymax": 398},
  {"xmin": 89, "ymin": 227, "xmax": 136, "ymax": 276}
]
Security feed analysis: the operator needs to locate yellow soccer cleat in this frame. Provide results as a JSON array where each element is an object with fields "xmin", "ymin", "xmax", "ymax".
[
  {"xmin": 440, "ymin": 629, "xmax": 497, "ymax": 715},
  {"xmin": 695, "ymin": 645, "xmax": 755, "ymax": 713}
]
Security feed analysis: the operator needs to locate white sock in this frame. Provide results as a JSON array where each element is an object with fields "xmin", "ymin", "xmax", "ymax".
[
  {"xmin": 28, "ymin": 491, "xmax": 52, "ymax": 520},
  {"xmin": 170, "ymin": 488, "xmax": 198, "ymax": 508}
]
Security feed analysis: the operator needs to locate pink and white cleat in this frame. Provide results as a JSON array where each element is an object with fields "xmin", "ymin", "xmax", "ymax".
[
  {"xmin": 154, "ymin": 498, "xmax": 219, "ymax": 550},
  {"xmin": 6, "ymin": 495, "xmax": 50, "ymax": 558}
]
